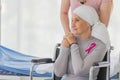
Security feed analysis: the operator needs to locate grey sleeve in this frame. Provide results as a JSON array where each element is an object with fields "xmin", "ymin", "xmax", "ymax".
[
  {"xmin": 54, "ymin": 44, "xmax": 70, "ymax": 77},
  {"xmin": 70, "ymin": 43, "xmax": 107, "ymax": 75}
]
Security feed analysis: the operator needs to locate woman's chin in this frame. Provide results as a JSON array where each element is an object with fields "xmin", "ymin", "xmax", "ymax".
[{"xmin": 71, "ymin": 30, "xmax": 79, "ymax": 35}]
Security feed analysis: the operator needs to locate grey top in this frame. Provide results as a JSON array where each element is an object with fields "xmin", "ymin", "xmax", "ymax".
[{"xmin": 54, "ymin": 36, "xmax": 107, "ymax": 80}]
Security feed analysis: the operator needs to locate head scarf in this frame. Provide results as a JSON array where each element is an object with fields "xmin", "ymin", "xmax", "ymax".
[{"xmin": 73, "ymin": 5, "xmax": 110, "ymax": 49}]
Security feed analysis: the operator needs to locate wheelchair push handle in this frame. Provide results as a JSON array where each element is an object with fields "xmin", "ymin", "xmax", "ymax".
[{"xmin": 31, "ymin": 58, "xmax": 54, "ymax": 64}]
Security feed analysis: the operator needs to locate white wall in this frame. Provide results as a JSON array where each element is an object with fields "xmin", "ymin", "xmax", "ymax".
[
  {"xmin": 1, "ymin": 0, "xmax": 63, "ymax": 58},
  {"xmin": 108, "ymin": 0, "xmax": 120, "ymax": 54}
]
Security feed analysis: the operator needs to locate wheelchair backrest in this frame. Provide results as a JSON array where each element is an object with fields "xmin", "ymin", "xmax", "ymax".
[
  {"xmin": 97, "ymin": 52, "xmax": 108, "ymax": 80},
  {"xmin": 54, "ymin": 43, "xmax": 61, "ymax": 61}
]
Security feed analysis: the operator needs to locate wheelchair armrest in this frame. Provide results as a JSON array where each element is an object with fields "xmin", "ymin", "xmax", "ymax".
[
  {"xmin": 31, "ymin": 58, "xmax": 54, "ymax": 64},
  {"xmin": 89, "ymin": 61, "xmax": 110, "ymax": 80},
  {"xmin": 93, "ymin": 61, "xmax": 110, "ymax": 68}
]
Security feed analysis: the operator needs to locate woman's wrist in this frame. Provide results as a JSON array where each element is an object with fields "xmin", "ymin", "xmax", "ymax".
[{"xmin": 70, "ymin": 42, "xmax": 78, "ymax": 47}]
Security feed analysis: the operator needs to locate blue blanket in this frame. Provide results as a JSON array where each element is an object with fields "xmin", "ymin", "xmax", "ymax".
[{"xmin": 0, "ymin": 45, "xmax": 52, "ymax": 77}]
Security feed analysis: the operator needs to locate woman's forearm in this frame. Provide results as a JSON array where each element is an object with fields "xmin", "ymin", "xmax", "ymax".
[
  {"xmin": 60, "ymin": 0, "xmax": 70, "ymax": 34},
  {"xmin": 70, "ymin": 44, "xmax": 83, "ymax": 75},
  {"xmin": 54, "ymin": 45, "xmax": 70, "ymax": 77},
  {"xmin": 60, "ymin": 12, "xmax": 70, "ymax": 34},
  {"xmin": 99, "ymin": 1, "xmax": 113, "ymax": 27}
]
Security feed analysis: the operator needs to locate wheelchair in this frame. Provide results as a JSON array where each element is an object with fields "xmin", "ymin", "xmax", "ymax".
[{"xmin": 30, "ymin": 43, "xmax": 113, "ymax": 80}]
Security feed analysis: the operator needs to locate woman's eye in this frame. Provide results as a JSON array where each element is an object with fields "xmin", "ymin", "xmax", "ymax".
[
  {"xmin": 74, "ymin": 19, "xmax": 79, "ymax": 21},
  {"xmin": 75, "ymin": 19, "xmax": 79, "ymax": 21},
  {"xmin": 74, "ymin": 19, "xmax": 79, "ymax": 22},
  {"xmin": 72, "ymin": 19, "xmax": 79, "ymax": 22}
]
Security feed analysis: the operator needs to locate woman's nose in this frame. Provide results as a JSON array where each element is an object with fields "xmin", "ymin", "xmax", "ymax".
[
  {"xmin": 72, "ymin": 21, "xmax": 75, "ymax": 26},
  {"xmin": 72, "ymin": 22, "xmax": 76, "ymax": 28}
]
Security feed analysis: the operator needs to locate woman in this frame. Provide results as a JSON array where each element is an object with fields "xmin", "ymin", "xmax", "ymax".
[
  {"xmin": 54, "ymin": 5, "xmax": 110, "ymax": 80},
  {"xmin": 60, "ymin": 0, "xmax": 113, "ymax": 34}
]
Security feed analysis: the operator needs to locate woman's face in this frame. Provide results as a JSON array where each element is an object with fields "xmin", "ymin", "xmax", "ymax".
[{"xmin": 72, "ymin": 13, "xmax": 91, "ymax": 35}]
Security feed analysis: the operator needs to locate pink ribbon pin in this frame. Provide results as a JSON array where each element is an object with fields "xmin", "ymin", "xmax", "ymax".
[{"xmin": 85, "ymin": 42, "xmax": 96, "ymax": 54}]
